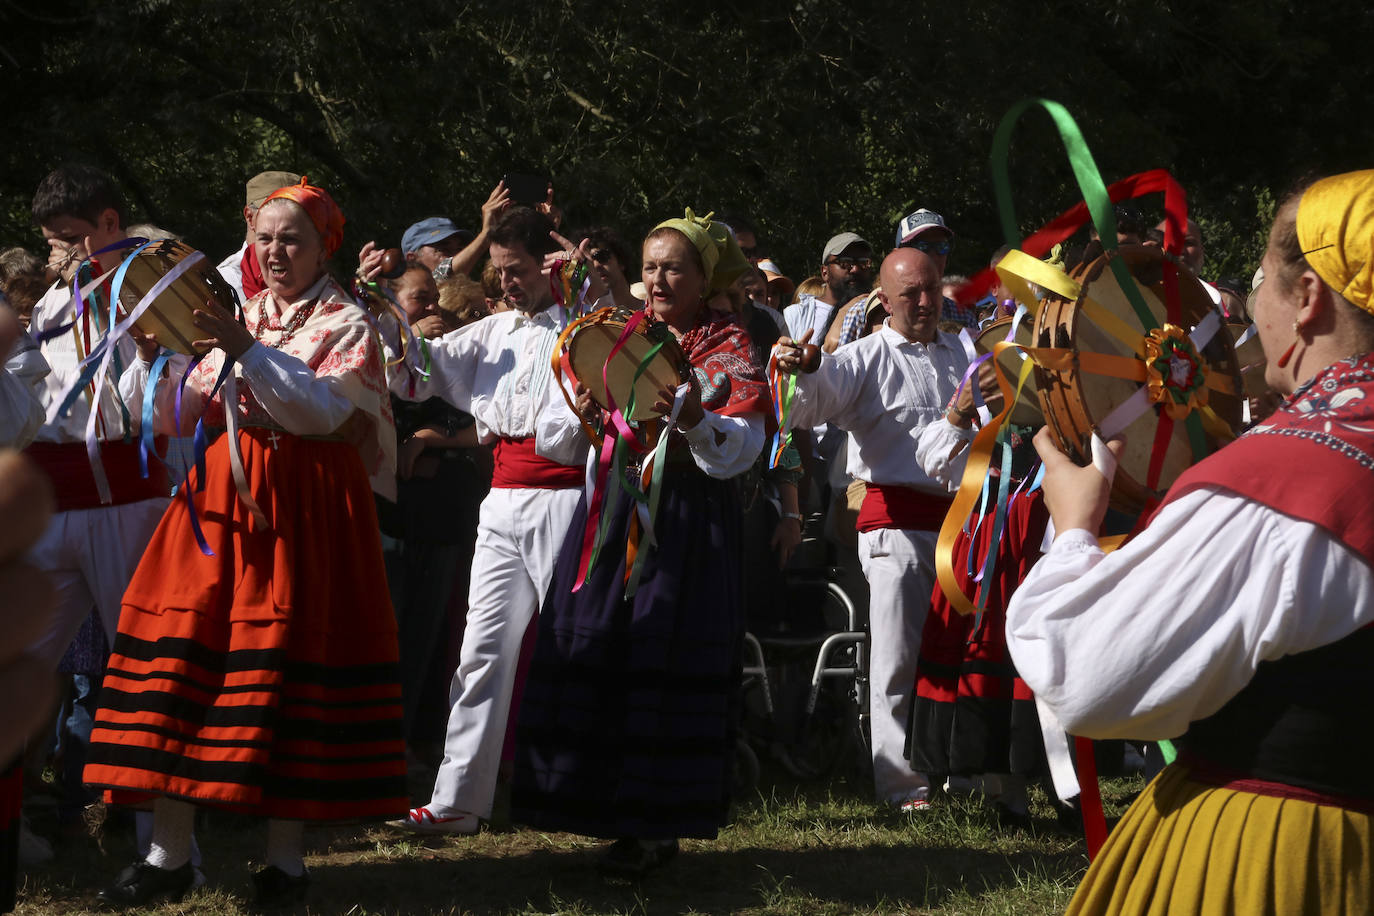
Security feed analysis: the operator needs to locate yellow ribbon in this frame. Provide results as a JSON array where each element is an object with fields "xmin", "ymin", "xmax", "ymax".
[{"xmin": 935, "ymin": 339, "xmax": 1037, "ymax": 616}]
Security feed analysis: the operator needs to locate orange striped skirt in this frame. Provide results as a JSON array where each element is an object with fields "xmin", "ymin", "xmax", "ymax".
[
  {"xmin": 1067, "ymin": 762, "xmax": 1374, "ymax": 915},
  {"xmin": 84, "ymin": 428, "xmax": 406, "ymax": 821}
]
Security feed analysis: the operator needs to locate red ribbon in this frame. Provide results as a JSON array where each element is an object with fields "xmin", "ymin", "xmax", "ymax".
[{"xmin": 955, "ymin": 168, "xmax": 1189, "ymax": 307}]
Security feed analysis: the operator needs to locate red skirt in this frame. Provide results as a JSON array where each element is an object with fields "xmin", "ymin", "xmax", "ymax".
[
  {"xmin": 906, "ymin": 490, "xmax": 1048, "ymax": 777},
  {"xmin": 84, "ymin": 428, "xmax": 406, "ymax": 821}
]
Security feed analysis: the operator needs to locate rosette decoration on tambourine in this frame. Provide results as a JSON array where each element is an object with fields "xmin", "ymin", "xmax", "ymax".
[{"xmin": 1028, "ymin": 244, "xmax": 1243, "ymax": 515}]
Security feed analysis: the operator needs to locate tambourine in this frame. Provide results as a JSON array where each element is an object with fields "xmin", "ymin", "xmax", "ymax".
[
  {"xmin": 557, "ymin": 306, "xmax": 691, "ymax": 422},
  {"xmin": 1227, "ymin": 322, "xmax": 1272, "ymax": 400},
  {"xmin": 117, "ymin": 239, "xmax": 238, "ymax": 355},
  {"xmin": 974, "ymin": 316, "xmax": 1042, "ymax": 426},
  {"xmin": 1032, "ymin": 245, "xmax": 1244, "ymax": 515}
]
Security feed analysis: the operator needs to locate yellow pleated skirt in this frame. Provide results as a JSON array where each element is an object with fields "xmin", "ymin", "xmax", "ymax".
[{"xmin": 1067, "ymin": 764, "xmax": 1373, "ymax": 915}]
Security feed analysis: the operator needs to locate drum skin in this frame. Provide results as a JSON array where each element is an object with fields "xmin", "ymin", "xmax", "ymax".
[
  {"xmin": 119, "ymin": 240, "xmax": 239, "ymax": 355},
  {"xmin": 1033, "ymin": 245, "xmax": 1244, "ymax": 515},
  {"xmin": 564, "ymin": 308, "xmax": 689, "ymax": 422},
  {"xmin": 1228, "ymin": 322, "xmax": 1273, "ymax": 400},
  {"xmin": 974, "ymin": 316, "xmax": 1042, "ymax": 427}
]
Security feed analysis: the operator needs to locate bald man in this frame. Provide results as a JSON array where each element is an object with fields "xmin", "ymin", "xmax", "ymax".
[{"xmin": 777, "ymin": 249, "xmax": 971, "ymax": 809}]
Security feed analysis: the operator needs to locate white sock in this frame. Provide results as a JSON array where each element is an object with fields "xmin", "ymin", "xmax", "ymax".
[
  {"xmin": 145, "ymin": 798, "xmax": 195, "ymax": 870},
  {"xmin": 137, "ymin": 810, "xmax": 203, "ymax": 866},
  {"xmin": 266, "ymin": 819, "xmax": 305, "ymax": 877}
]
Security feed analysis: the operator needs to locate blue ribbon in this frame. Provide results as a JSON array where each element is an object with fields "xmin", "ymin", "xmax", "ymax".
[{"xmin": 138, "ymin": 350, "xmax": 173, "ymax": 477}]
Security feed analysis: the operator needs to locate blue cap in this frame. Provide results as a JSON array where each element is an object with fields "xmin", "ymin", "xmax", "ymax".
[{"xmin": 402, "ymin": 217, "xmax": 473, "ymax": 254}]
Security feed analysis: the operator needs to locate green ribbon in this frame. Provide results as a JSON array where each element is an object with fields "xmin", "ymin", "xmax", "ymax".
[
  {"xmin": 990, "ymin": 99, "xmax": 1159, "ymax": 334},
  {"xmin": 1158, "ymin": 739, "xmax": 1178, "ymax": 765}
]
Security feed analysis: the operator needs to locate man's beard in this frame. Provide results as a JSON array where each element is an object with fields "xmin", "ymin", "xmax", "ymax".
[{"xmin": 832, "ymin": 276, "xmax": 868, "ymax": 303}]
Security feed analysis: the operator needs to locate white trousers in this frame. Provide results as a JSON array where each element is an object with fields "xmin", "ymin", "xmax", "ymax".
[
  {"xmin": 25, "ymin": 498, "xmax": 170, "ymax": 668},
  {"xmin": 858, "ymin": 526, "xmax": 937, "ymax": 803},
  {"xmin": 428, "ymin": 486, "xmax": 581, "ymax": 819}
]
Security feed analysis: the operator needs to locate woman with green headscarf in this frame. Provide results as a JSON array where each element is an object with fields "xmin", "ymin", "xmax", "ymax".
[
  {"xmin": 1004, "ymin": 171, "xmax": 1374, "ymax": 914},
  {"xmin": 513, "ymin": 210, "xmax": 772, "ymax": 877}
]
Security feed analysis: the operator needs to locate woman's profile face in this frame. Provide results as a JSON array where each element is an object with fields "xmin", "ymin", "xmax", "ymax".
[
  {"xmin": 641, "ymin": 232, "xmax": 706, "ymax": 326},
  {"xmin": 1254, "ymin": 247, "xmax": 1299, "ymax": 396},
  {"xmin": 254, "ymin": 201, "xmax": 326, "ymax": 301},
  {"xmin": 394, "ymin": 269, "xmax": 440, "ymax": 323}
]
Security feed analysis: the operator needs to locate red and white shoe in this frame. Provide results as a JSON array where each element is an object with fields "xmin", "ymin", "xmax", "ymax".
[{"xmin": 387, "ymin": 806, "xmax": 479, "ymax": 835}]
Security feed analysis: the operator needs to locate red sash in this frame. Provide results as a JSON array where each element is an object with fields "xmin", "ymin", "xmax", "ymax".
[
  {"xmin": 857, "ymin": 483, "xmax": 953, "ymax": 533},
  {"xmin": 25, "ymin": 440, "xmax": 171, "ymax": 512},
  {"xmin": 490, "ymin": 436, "xmax": 583, "ymax": 490}
]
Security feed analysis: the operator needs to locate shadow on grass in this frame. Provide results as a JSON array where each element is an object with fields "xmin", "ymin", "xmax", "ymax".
[{"xmin": 306, "ymin": 839, "xmax": 1083, "ymax": 915}]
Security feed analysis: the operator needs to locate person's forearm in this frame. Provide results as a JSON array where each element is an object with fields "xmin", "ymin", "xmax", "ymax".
[{"xmin": 448, "ymin": 231, "xmax": 491, "ymax": 278}]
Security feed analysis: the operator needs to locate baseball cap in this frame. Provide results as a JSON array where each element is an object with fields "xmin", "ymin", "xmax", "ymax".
[
  {"xmin": 756, "ymin": 258, "xmax": 796, "ymax": 303},
  {"xmin": 821, "ymin": 232, "xmax": 870, "ymax": 264},
  {"xmin": 895, "ymin": 208, "xmax": 952, "ymax": 247},
  {"xmin": 402, "ymin": 217, "xmax": 474, "ymax": 254},
  {"xmin": 245, "ymin": 171, "xmax": 302, "ymax": 209}
]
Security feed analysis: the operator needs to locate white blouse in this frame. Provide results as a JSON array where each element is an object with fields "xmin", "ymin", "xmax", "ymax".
[
  {"xmin": 1005, "ymin": 487, "xmax": 1374, "ymax": 741},
  {"xmin": 786, "ymin": 324, "xmax": 970, "ymax": 494}
]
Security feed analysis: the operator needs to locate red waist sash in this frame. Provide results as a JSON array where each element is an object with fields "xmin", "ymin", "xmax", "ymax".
[
  {"xmin": 1178, "ymin": 750, "xmax": 1374, "ymax": 815},
  {"xmin": 26, "ymin": 440, "xmax": 171, "ymax": 512},
  {"xmin": 490, "ymin": 436, "xmax": 583, "ymax": 490},
  {"xmin": 857, "ymin": 483, "xmax": 953, "ymax": 533}
]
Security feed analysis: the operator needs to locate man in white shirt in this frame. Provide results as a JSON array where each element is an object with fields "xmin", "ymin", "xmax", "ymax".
[
  {"xmin": 784, "ymin": 232, "xmax": 875, "ymax": 343},
  {"xmin": 25, "ymin": 165, "xmax": 173, "ymax": 667},
  {"xmin": 215, "ymin": 170, "xmax": 301, "ymax": 304},
  {"xmin": 387, "ymin": 207, "xmax": 596, "ymax": 835},
  {"xmin": 777, "ymin": 247, "xmax": 970, "ymax": 809}
]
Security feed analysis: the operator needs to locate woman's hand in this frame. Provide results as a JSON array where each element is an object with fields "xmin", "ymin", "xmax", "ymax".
[
  {"xmin": 397, "ymin": 427, "xmax": 446, "ymax": 480},
  {"xmin": 192, "ymin": 298, "xmax": 257, "ymax": 359},
  {"xmin": 1032, "ymin": 426, "xmax": 1125, "ymax": 538},
  {"xmin": 654, "ymin": 378, "xmax": 703, "ymax": 430},
  {"xmin": 411, "ymin": 314, "xmax": 446, "ymax": 340},
  {"xmin": 770, "ymin": 514, "xmax": 802, "ymax": 568},
  {"xmin": 129, "ymin": 326, "xmax": 161, "ymax": 362},
  {"xmin": 573, "ymin": 382, "xmax": 600, "ymax": 424},
  {"xmin": 357, "ymin": 241, "xmax": 385, "ymax": 283},
  {"xmin": 545, "ymin": 231, "xmax": 609, "ymax": 304}
]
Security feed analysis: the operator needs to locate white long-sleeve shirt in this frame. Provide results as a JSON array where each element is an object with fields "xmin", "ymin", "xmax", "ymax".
[
  {"xmin": 393, "ymin": 306, "xmax": 588, "ymax": 468},
  {"xmin": 1005, "ymin": 488, "xmax": 1374, "ymax": 741},
  {"xmin": 786, "ymin": 323, "xmax": 970, "ymax": 494},
  {"xmin": 120, "ymin": 342, "xmax": 356, "ymax": 438},
  {"xmin": 1, "ymin": 328, "xmax": 49, "ymax": 448},
  {"xmin": 29, "ymin": 281, "xmax": 142, "ymax": 443}
]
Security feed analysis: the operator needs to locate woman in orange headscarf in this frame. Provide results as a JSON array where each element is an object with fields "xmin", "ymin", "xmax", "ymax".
[{"xmin": 84, "ymin": 180, "xmax": 405, "ymax": 908}]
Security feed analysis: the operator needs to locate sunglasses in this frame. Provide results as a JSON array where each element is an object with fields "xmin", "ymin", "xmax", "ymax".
[
  {"xmin": 904, "ymin": 238, "xmax": 953, "ymax": 256},
  {"xmin": 826, "ymin": 256, "xmax": 873, "ymax": 271},
  {"xmin": 589, "ymin": 248, "xmax": 614, "ymax": 264}
]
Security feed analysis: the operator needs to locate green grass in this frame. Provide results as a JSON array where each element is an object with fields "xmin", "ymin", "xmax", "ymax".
[{"xmin": 16, "ymin": 775, "xmax": 1144, "ymax": 915}]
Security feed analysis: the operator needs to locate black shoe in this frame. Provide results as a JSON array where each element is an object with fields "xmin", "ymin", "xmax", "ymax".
[
  {"xmin": 97, "ymin": 860, "xmax": 195, "ymax": 907},
  {"xmin": 991, "ymin": 801, "xmax": 1033, "ymax": 833},
  {"xmin": 597, "ymin": 837, "xmax": 680, "ymax": 879},
  {"xmin": 252, "ymin": 865, "xmax": 310, "ymax": 908}
]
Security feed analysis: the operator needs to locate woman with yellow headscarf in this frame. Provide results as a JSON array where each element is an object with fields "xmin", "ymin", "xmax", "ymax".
[
  {"xmin": 512, "ymin": 210, "xmax": 771, "ymax": 878},
  {"xmin": 1003, "ymin": 170, "xmax": 1374, "ymax": 914}
]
